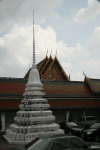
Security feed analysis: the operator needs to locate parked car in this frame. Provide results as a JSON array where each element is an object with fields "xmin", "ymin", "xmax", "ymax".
[
  {"xmin": 10, "ymin": 134, "xmax": 100, "ymax": 150},
  {"xmin": 59, "ymin": 122, "xmax": 83, "ymax": 137},
  {"xmin": 81, "ymin": 122, "xmax": 100, "ymax": 142},
  {"xmin": 76, "ymin": 116, "xmax": 97, "ymax": 128}
]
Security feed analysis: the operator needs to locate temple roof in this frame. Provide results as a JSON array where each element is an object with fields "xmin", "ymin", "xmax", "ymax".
[
  {"xmin": 0, "ymin": 77, "xmax": 93, "ymax": 98},
  {"xmin": 24, "ymin": 55, "xmax": 69, "ymax": 81},
  {"xmin": 0, "ymin": 77, "xmax": 100, "ymax": 110},
  {"xmin": 84, "ymin": 76, "xmax": 100, "ymax": 94}
]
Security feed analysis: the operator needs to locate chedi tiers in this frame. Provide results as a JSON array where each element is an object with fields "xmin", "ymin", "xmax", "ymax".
[
  {"xmin": 3, "ymin": 10, "xmax": 64, "ymax": 145},
  {"xmin": 5, "ymin": 65, "xmax": 64, "ymax": 144}
]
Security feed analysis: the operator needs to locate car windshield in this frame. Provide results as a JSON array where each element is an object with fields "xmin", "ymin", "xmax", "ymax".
[
  {"xmin": 86, "ymin": 117, "xmax": 96, "ymax": 121},
  {"xmin": 66, "ymin": 122, "xmax": 78, "ymax": 127},
  {"xmin": 24, "ymin": 138, "xmax": 45, "ymax": 149},
  {"xmin": 90, "ymin": 123, "xmax": 100, "ymax": 129}
]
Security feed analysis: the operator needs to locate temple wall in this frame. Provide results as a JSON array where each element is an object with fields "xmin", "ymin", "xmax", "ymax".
[
  {"xmin": 51, "ymin": 110, "xmax": 66, "ymax": 123},
  {"xmin": 5, "ymin": 111, "xmax": 16, "ymax": 130}
]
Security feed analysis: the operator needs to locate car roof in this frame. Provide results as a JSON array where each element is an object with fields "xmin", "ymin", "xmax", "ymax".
[
  {"xmin": 84, "ymin": 116, "xmax": 95, "ymax": 117},
  {"xmin": 24, "ymin": 134, "xmax": 77, "ymax": 149},
  {"xmin": 40, "ymin": 134, "xmax": 76, "ymax": 140}
]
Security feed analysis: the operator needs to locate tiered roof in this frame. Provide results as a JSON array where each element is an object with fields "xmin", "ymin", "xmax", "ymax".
[
  {"xmin": 24, "ymin": 55, "xmax": 69, "ymax": 81},
  {"xmin": 0, "ymin": 57, "xmax": 100, "ymax": 110},
  {"xmin": 84, "ymin": 75, "xmax": 100, "ymax": 94}
]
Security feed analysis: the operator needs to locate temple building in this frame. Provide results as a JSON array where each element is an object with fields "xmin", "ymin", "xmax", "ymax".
[
  {"xmin": 0, "ymin": 53, "xmax": 100, "ymax": 134},
  {"xmin": 0, "ymin": 11, "xmax": 100, "ymax": 135}
]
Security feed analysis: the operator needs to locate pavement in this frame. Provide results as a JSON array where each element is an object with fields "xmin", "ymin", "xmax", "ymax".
[{"xmin": 0, "ymin": 132, "xmax": 25, "ymax": 150}]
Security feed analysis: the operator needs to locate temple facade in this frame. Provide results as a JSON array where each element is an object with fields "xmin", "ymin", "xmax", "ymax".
[{"xmin": 0, "ymin": 54, "xmax": 100, "ymax": 133}]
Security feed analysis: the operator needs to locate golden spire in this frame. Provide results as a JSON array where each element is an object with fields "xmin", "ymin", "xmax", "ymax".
[
  {"xmin": 69, "ymin": 74, "xmax": 70, "ymax": 81},
  {"xmin": 83, "ymin": 70, "xmax": 85, "ymax": 75},
  {"xmin": 55, "ymin": 49, "xmax": 57, "ymax": 57},
  {"xmin": 46, "ymin": 49, "xmax": 48, "ymax": 57},
  {"xmin": 29, "ymin": 63, "xmax": 30, "ymax": 69},
  {"xmin": 50, "ymin": 49, "xmax": 52, "ymax": 57}
]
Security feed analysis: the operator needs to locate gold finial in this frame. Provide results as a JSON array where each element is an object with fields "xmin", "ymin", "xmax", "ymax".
[
  {"xmin": 50, "ymin": 49, "xmax": 52, "ymax": 56},
  {"xmin": 29, "ymin": 63, "xmax": 30, "ymax": 69},
  {"xmin": 46, "ymin": 49, "xmax": 48, "ymax": 57},
  {"xmin": 55, "ymin": 49, "xmax": 57, "ymax": 57},
  {"xmin": 83, "ymin": 70, "xmax": 85, "ymax": 75},
  {"xmin": 69, "ymin": 74, "xmax": 70, "ymax": 81}
]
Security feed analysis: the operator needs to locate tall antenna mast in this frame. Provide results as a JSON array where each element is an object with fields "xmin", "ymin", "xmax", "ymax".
[{"xmin": 32, "ymin": 10, "xmax": 36, "ymax": 68}]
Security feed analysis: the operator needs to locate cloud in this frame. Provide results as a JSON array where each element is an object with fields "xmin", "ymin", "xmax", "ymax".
[
  {"xmin": 0, "ymin": 21, "xmax": 90, "ymax": 78},
  {"xmin": 80, "ymin": 60, "xmax": 100, "ymax": 78},
  {"xmin": 73, "ymin": 0, "xmax": 100, "ymax": 23},
  {"xmin": 85, "ymin": 26, "xmax": 100, "ymax": 51},
  {"xmin": 0, "ymin": 0, "xmax": 64, "ymax": 33},
  {"xmin": 71, "ymin": 72, "xmax": 82, "ymax": 81},
  {"xmin": 61, "ymin": 62, "xmax": 72, "ymax": 76},
  {"xmin": 0, "ymin": 0, "xmax": 24, "ymax": 20},
  {"xmin": 0, "ymin": 6, "xmax": 100, "ymax": 81}
]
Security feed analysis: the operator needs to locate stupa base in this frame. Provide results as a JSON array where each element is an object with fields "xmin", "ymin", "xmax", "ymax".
[
  {"xmin": 3, "ymin": 135, "xmax": 29, "ymax": 145},
  {"xmin": 3, "ymin": 129, "xmax": 64, "ymax": 145}
]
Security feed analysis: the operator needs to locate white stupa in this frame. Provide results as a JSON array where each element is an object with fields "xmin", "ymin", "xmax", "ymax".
[{"xmin": 3, "ymin": 11, "xmax": 64, "ymax": 145}]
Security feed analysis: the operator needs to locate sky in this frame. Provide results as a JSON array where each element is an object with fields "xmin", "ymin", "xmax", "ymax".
[{"xmin": 0, "ymin": 0, "xmax": 100, "ymax": 81}]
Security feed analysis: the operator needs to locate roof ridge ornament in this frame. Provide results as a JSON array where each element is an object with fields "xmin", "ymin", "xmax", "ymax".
[
  {"xmin": 83, "ymin": 70, "xmax": 85, "ymax": 76},
  {"xmin": 50, "ymin": 49, "xmax": 52, "ymax": 57},
  {"xmin": 55, "ymin": 49, "xmax": 57, "ymax": 58},
  {"xmin": 46, "ymin": 49, "xmax": 48, "ymax": 57}
]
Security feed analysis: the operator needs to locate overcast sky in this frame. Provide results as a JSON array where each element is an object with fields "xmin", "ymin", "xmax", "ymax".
[{"xmin": 0, "ymin": 0, "xmax": 100, "ymax": 81}]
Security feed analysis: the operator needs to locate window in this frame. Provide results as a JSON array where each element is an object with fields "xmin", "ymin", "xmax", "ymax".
[
  {"xmin": 55, "ymin": 138, "xmax": 69, "ymax": 150},
  {"xmin": 49, "ymin": 141, "xmax": 56, "ymax": 150},
  {"xmin": 90, "ymin": 123, "xmax": 100, "ymax": 129},
  {"xmin": 61, "ymin": 122, "xmax": 66, "ymax": 126},
  {"xmin": 40, "ymin": 140, "xmax": 53, "ymax": 150},
  {"xmin": 86, "ymin": 117, "xmax": 96, "ymax": 121},
  {"xmin": 66, "ymin": 122, "xmax": 78, "ymax": 127},
  {"xmin": 69, "ymin": 138, "xmax": 88, "ymax": 149},
  {"xmin": 27, "ymin": 139, "xmax": 46, "ymax": 150},
  {"xmin": 77, "ymin": 118, "xmax": 82, "ymax": 121},
  {"xmin": 83, "ymin": 117, "xmax": 85, "ymax": 122}
]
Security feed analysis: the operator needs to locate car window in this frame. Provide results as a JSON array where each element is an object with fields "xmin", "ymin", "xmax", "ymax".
[
  {"xmin": 69, "ymin": 138, "xmax": 87, "ymax": 149},
  {"xmin": 39, "ymin": 140, "xmax": 53, "ymax": 150},
  {"xmin": 83, "ymin": 117, "xmax": 85, "ymax": 122},
  {"xmin": 55, "ymin": 138, "xmax": 69, "ymax": 150},
  {"xmin": 90, "ymin": 123, "xmax": 100, "ymax": 129},
  {"xmin": 24, "ymin": 137, "xmax": 40, "ymax": 148},
  {"xmin": 49, "ymin": 141, "xmax": 56, "ymax": 150},
  {"xmin": 61, "ymin": 122, "xmax": 66, "ymax": 126},
  {"xmin": 77, "ymin": 118, "xmax": 82, "ymax": 121},
  {"xmin": 86, "ymin": 117, "xmax": 96, "ymax": 121},
  {"xmin": 28, "ymin": 139, "xmax": 45, "ymax": 150},
  {"xmin": 66, "ymin": 122, "xmax": 78, "ymax": 127}
]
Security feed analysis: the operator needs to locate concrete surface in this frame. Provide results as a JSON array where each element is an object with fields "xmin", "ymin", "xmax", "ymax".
[{"xmin": 0, "ymin": 132, "xmax": 26, "ymax": 150}]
